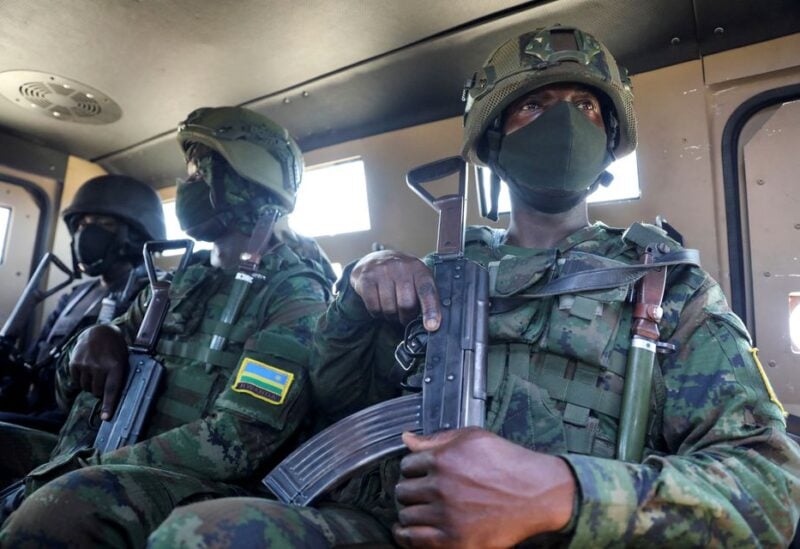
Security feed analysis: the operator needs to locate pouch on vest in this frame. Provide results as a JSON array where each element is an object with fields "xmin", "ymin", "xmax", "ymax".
[
  {"xmin": 484, "ymin": 345, "xmax": 568, "ymax": 454},
  {"xmin": 487, "ymin": 251, "xmax": 557, "ymax": 342},
  {"xmin": 542, "ymin": 252, "xmax": 632, "ymax": 367}
]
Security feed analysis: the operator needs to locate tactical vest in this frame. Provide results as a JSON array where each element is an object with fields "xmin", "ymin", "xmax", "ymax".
[
  {"xmin": 50, "ymin": 243, "xmax": 329, "ymax": 457},
  {"xmin": 464, "ymin": 223, "xmax": 677, "ymax": 459},
  {"xmin": 36, "ymin": 281, "xmax": 106, "ymax": 365}
]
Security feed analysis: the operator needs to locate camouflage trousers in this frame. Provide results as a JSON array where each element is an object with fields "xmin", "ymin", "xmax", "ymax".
[
  {"xmin": 0, "ymin": 421, "xmax": 56, "ymax": 490},
  {"xmin": 0, "ymin": 464, "xmax": 247, "ymax": 548},
  {"xmin": 147, "ymin": 498, "xmax": 394, "ymax": 548}
]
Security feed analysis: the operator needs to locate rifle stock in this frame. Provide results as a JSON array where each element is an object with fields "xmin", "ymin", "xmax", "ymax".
[{"xmin": 264, "ymin": 157, "xmax": 489, "ymax": 505}]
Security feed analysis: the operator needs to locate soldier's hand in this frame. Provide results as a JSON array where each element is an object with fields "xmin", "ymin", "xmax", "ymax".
[
  {"xmin": 350, "ymin": 250, "xmax": 441, "ymax": 330},
  {"xmin": 393, "ymin": 428, "xmax": 576, "ymax": 548},
  {"xmin": 69, "ymin": 324, "xmax": 128, "ymax": 420}
]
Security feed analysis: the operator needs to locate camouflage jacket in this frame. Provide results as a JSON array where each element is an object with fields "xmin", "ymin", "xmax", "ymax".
[
  {"xmin": 30, "ymin": 242, "xmax": 330, "ymax": 491},
  {"xmin": 310, "ymin": 223, "xmax": 800, "ymax": 546}
]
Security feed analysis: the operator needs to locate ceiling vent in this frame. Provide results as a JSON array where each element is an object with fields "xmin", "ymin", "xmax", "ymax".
[{"xmin": 0, "ymin": 70, "xmax": 122, "ymax": 124}]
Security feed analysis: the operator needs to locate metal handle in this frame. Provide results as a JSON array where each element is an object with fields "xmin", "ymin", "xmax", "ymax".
[
  {"xmin": 142, "ymin": 240, "xmax": 194, "ymax": 286},
  {"xmin": 406, "ymin": 156, "xmax": 467, "ymax": 256},
  {"xmin": 40, "ymin": 253, "xmax": 76, "ymax": 299},
  {"xmin": 406, "ymin": 156, "xmax": 465, "ymax": 208}
]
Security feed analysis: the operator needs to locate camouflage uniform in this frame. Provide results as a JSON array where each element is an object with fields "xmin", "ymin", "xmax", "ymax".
[
  {"xmin": 0, "ymin": 175, "xmax": 165, "ymax": 490},
  {"xmin": 148, "ymin": 223, "xmax": 800, "ymax": 547},
  {"xmin": 0, "ymin": 107, "xmax": 333, "ymax": 547},
  {"xmin": 0, "ymin": 244, "xmax": 329, "ymax": 547}
]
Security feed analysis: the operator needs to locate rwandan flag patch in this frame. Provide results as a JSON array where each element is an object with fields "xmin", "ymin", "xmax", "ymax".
[{"xmin": 232, "ymin": 357, "xmax": 294, "ymax": 405}]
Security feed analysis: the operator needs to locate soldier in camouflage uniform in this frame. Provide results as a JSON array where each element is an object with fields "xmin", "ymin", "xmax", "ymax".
[
  {"xmin": 0, "ymin": 106, "xmax": 333, "ymax": 547},
  {"xmin": 0, "ymin": 175, "xmax": 165, "ymax": 489},
  {"xmin": 148, "ymin": 27, "xmax": 800, "ymax": 547}
]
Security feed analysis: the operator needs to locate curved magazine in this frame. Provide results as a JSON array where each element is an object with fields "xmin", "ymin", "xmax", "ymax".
[{"xmin": 263, "ymin": 393, "xmax": 423, "ymax": 505}]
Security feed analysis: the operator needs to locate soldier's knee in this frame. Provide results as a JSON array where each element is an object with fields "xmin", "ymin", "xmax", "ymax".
[{"xmin": 149, "ymin": 498, "xmax": 331, "ymax": 548}]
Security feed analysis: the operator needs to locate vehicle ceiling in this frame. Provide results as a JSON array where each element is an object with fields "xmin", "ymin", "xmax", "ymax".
[{"xmin": 1, "ymin": 0, "xmax": 799, "ymax": 188}]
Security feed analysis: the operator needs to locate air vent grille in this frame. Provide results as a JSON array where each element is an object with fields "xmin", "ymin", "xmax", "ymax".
[{"xmin": 0, "ymin": 71, "xmax": 122, "ymax": 124}]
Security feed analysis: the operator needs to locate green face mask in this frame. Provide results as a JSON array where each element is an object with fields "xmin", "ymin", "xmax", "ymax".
[
  {"xmin": 176, "ymin": 151, "xmax": 285, "ymax": 242},
  {"xmin": 175, "ymin": 173, "xmax": 228, "ymax": 242},
  {"xmin": 496, "ymin": 101, "xmax": 612, "ymax": 213}
]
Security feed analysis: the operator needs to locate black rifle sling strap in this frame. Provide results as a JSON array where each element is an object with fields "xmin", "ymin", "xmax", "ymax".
[{"xmin": 490, "ymin": 248, "xmax": 700, "ymax": 314}]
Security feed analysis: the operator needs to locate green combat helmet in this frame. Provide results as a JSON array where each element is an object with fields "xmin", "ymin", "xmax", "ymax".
[
  {"xmin": 462, "ymin": 25, "xmax": 637, "ymax": 168},
  {"xmin": 177, "ymin": 106, "xmax": 303, "ymax": 213}
]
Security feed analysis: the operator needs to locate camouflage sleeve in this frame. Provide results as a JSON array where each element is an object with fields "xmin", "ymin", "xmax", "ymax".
[
  {"xmin": 563, "ymin": 271, "xmax": 800, "ymax": 547},
  {"xmin": 308, "ymin": 264, "xmax": 404, "ymax": 423},
  {"xmin": 97, "ymin": 274, "xmax": 327, "ymax": 483}
]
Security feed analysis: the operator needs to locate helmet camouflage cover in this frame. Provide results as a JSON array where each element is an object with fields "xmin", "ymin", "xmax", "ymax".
[
  {"xmin": 177, "ymin": 106, "xmax": 303, "ymax": 213},
  {"xmin": 462, "ymin": 25, "xmax": 637, "ymax": 165}
]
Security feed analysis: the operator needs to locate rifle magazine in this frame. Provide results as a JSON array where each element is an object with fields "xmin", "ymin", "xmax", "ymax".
[{"xmin": 264, "ymin": 393, "xmax": 423, "ymax": 505}]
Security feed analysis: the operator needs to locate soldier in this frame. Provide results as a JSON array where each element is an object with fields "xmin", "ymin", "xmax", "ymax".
[
  {"xmin": 0, "ymin": 175, "xmax": 165, "ymax": 488},
  {"xmin": 148, "ymin": 27, "xmax": 800, "ymax": 547},
  {"xmin": 0, "ymin": 106, "xmax": 332, "ymax": 546}
]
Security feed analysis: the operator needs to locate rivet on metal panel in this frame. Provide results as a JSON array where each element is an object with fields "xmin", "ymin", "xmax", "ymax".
[
  {"xmin": 794, "ymin": 224, "xmax": 800, "ymax": 230},
  {"xmin": 764, "ymin": 272, "xmax": 772, "ymax": 277},
  {"xmin": 756, "ymin": 179, "xmax": 765, "ymax": 186},
  {"xmin": 283, "ymin": 98, "xmax": 291, "ymax": 104},
  {"xmin": 768, "ymin": 360, "xmax": 777, "ymax": 368},
  {"xmin": 713, "ymin": 27, "xmax": 725, "ymax": 35},
  {"xmin": 670, "ymin": 37, "xmax": 680, "ymax": 45}
]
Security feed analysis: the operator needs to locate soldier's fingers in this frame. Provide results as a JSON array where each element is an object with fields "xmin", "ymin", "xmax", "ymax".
[
  {"xmin": 397, "ymin": 502, "xmax": 442, "ymax": 526},
  {"xmin": 396, "ymin": 279, "xmax": 421, "ymax": 326},
  {"xmin": 392, "ymin": 524, "xmax": 448, "ymax": 549},
  {"xmin": 377, "ymin": 280, "xmax": 398, "ymax": 319},
  {"xmin": 69, "ymin": 359, "xmax": 82, "ymax": 385},
  {"xmin": 413, "ymin": 271, "xmax": 440, "ymax": 332},
  {"xmin": 356, "ymin": 281, "xmax": 383, "ymax": 316},
  {"xmin": 90, "ymin": 367, "xmax": 106, "ymax": 400},
  {"xmin": 79, "ymin": 368, "xmax": 93, "ymax": 393},
  {"xmin": 101, "ymin": 363, "xmax": 125, "ymax": 420},
  {"xmin": 400, "ymin": 449, "xmax": 435, "ymax": 478},
  {"xmin": 395, "ymin": 477, "xmax": 438, "ymax": 506}
]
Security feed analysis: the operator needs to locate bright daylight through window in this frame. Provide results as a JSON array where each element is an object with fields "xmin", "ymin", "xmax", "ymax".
[
  {"xmin": 790, "ymin": 293, "xmax": 800, "ymax": 354},
  {"xmin": 480, "ymin": 152, "xmax": 641, "ymax": 214},
  {"xmin": 289, "ymin": 158, "xmax": 371, "ymax": 237},
  {"xmin": 0, "ymin": 206, "xmax": 10, "ymax": 263}
]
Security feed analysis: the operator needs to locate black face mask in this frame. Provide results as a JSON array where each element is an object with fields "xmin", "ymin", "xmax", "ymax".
[
  {"xmin": 175, "ymin": 172, "xmax": 229, "ymax": 242},
  {"xmin": 73, "ymin": 224, "xmax": 120, "ymax": 276}
]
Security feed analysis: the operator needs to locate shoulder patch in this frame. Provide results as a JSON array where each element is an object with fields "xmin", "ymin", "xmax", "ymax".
[{"xmin": 232, "ymin": 357, "xmax": 294, "ymax": 405}]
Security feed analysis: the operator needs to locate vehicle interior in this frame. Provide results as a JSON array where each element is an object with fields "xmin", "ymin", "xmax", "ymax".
[{"xmin": 1, "ymin": 0, "xmax": 799, "ymax": 431}]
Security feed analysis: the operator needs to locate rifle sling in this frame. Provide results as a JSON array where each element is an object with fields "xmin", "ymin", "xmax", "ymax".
[{"xmin": 491, "ymin": 248, "xmax": 699, "ymax": 314}]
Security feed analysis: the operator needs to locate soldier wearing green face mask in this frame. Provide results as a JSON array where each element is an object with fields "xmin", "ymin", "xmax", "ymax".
[
  {"xmin": 0, "ymin": 106, "xmax": 334, "ymax": 546},
  {"xmin": 145, "ymin": 26, "xmax": 800, "ymax": 548}
]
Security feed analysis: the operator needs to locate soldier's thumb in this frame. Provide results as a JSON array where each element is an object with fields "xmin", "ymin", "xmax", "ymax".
[{"xmin": 402, "ymin": 430, "xmax": 459, "ymax": 452}]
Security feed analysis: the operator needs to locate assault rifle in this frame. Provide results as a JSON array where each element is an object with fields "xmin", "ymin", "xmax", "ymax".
[
  {"xmin": 94, "ymin": 239, "xmax": 193, "ymax": 453},
  {"xmin": 264, "ymin": 156, "xmax": 489, "ymax": 505},
  {"xmin": 0, "ymin": 253, "xmax": 75, "ymax": 409}
]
